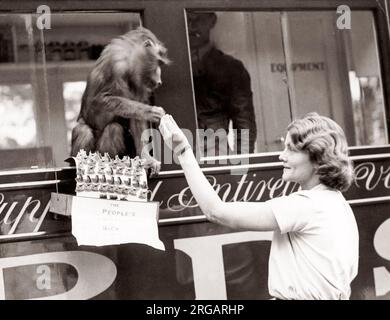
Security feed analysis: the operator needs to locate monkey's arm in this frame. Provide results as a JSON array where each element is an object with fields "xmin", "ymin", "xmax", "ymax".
[{"xmin": 97, "ymin": 95, "xmax": 165, "ymax": 123}]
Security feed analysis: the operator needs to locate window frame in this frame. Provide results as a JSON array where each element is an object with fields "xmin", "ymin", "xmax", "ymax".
[{"xmin": 0, "ymin": 0, "xmax": 388, "ymax": 175}]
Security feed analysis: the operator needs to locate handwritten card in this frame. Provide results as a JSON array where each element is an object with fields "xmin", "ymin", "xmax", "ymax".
[{"xmin": 71, "ymin": 197, "xmax": 164, "ymax": 250}]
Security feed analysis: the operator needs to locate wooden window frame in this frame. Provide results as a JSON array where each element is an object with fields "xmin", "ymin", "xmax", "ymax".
[{"xmin": 0, "ymin": 0, "xmax": 388, "ymax": 173}]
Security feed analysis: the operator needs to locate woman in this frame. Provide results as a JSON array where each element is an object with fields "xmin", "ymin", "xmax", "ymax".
[{"xmin": 159, "ymin": 112, "xmax": 359, "ymax": 300}]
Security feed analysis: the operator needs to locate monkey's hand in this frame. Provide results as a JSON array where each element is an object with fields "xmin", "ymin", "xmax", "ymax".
[{"xmin": 146, "ymin": 106, "xmax": 166, "ymax": 124}]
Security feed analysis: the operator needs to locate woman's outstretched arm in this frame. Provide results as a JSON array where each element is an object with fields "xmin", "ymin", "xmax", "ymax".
[{"xmin": 160, "ymin": 115, "xmax": 278, "ymax": 232}]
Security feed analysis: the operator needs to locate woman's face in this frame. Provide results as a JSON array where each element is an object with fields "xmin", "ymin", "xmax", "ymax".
[{"xmin": 279, "ymin": 132, "xmax": 320, "ymax": 190}]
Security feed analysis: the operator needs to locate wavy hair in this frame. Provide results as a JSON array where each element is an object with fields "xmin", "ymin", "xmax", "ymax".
[{"xmin": 287, "ymin": 112, "xmax": 354, "ymax": 192}]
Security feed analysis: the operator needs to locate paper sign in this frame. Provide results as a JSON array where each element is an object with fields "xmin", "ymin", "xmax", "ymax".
[{"xmin": 71, "ymin": 197, "xmax": 164, "ymax": 250}]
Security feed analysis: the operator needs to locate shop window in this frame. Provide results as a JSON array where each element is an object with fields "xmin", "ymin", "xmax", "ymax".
[
  {"xmin": 186, "ymin": 11, "xmax": 388, "ymax": 157},
  {"xmin": 0, "ymin": 84, "xmax": 49, "ymax": 169},
  {"xmin": 0, "ymin": 12, "xmax": 141, "ymax": 171}
]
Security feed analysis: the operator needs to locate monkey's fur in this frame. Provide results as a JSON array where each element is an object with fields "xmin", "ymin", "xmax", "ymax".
[{"xmin": 71, "ymin": 27, "xmax": 170, "ymax": 173}]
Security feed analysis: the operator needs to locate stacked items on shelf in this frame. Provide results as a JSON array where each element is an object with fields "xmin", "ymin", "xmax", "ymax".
[
  {"xmin": 74, "ymin": 149, "xmax": 149, "ymax": 202},
  {"xmin": 17, "ymin": 41, "xmax": 104, "ymax": 62},
  {"xmin": 45, "ymin": 41, "xmax": 104, "ymax": 61}
]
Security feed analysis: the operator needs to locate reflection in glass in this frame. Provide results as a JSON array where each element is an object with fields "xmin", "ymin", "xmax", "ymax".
[
  {"xmin": 186, "ymin": 11, "xmax": 388, "ymax": 154},
  {"xmin": 284, "ymin": 11, "xmax": 388, "ymax": 147},
  {"xmin": 63, "ymin": 81, "xmax": 87, "ymax": 154},
  {"xmin": 0, "ymin": 13, "xmax": 52, "ymax": 170},
  {"xmin": 0, "ymin": 84, "xmax": 35, "ymax": 149},
  {"xmin": 346, "ymin": 12, "xmax": 388, "ymax": 145},
  {"xmin": 187, "ymin": 12, "xmax": 257, "ymax": 157},
  {"xmin": 0, "ymin": 12, "xmax": 141, "ymax": 171},
  {"xmin": 350, "ymin": 72, "xmax": 387, "ymax": 145}
]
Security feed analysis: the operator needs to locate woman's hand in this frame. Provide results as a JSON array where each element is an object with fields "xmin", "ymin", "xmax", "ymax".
[{"xmin": 159, "ymin": 114, "xmax": 191, "ymax": 156}]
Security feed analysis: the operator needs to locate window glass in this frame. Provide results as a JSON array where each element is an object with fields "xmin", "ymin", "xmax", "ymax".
[
  {"xmin": 0, "ymin": 84, "xmax": 35, "ymax": 149},
  {"xmin": 0, "ymin": 14, "xmax": 53, "ymax": 169},
  {"xmin": 186, "ymin": 11, "xmax": 388, "ymax": 157},
  {"xmin": 0, "ymin": 12, "xmax": 141, "ymax": 171},
  {"xmin": 283, "ymin": 11, "xmax": 388, "ymax": 147},
  {"xmin": 63, "ymin": 81, "xmax": 87, "ymax": 155}
]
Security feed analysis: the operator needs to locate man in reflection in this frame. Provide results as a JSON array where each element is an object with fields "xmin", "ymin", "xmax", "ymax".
[
  {"xmin": 181, "ymin": 12, "xmax": 262, "ymax": 300},
  {"xmin": 188, "ymin": 12, "xmax": 257, "ymax": 156}
]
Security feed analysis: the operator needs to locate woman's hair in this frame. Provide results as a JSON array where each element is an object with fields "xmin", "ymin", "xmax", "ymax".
[{"xmin": 287, "ymin": 112, "xmax": 354, "ymax": 192}]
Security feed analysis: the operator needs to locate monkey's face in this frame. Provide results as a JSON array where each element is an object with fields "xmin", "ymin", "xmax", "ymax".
[
  {"xmin": 146, "ymin": 63, "xmax": 162, "ymax": 90},
  {"xmin": 141, "ymin": 55, "xmax": 162, "ymax": 91},
  {"xmin": 141, "ymin": 39, "xmax": 170, "ymax": 91},
  {"xmin": 109, "ymin": 29, "xmax": 171, "ymax": 94}
]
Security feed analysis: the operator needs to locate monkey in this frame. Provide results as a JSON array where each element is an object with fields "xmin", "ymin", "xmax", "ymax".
[{"xmin": 71, "ymin": 27, "xmax": 170, "ymax": 174}]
